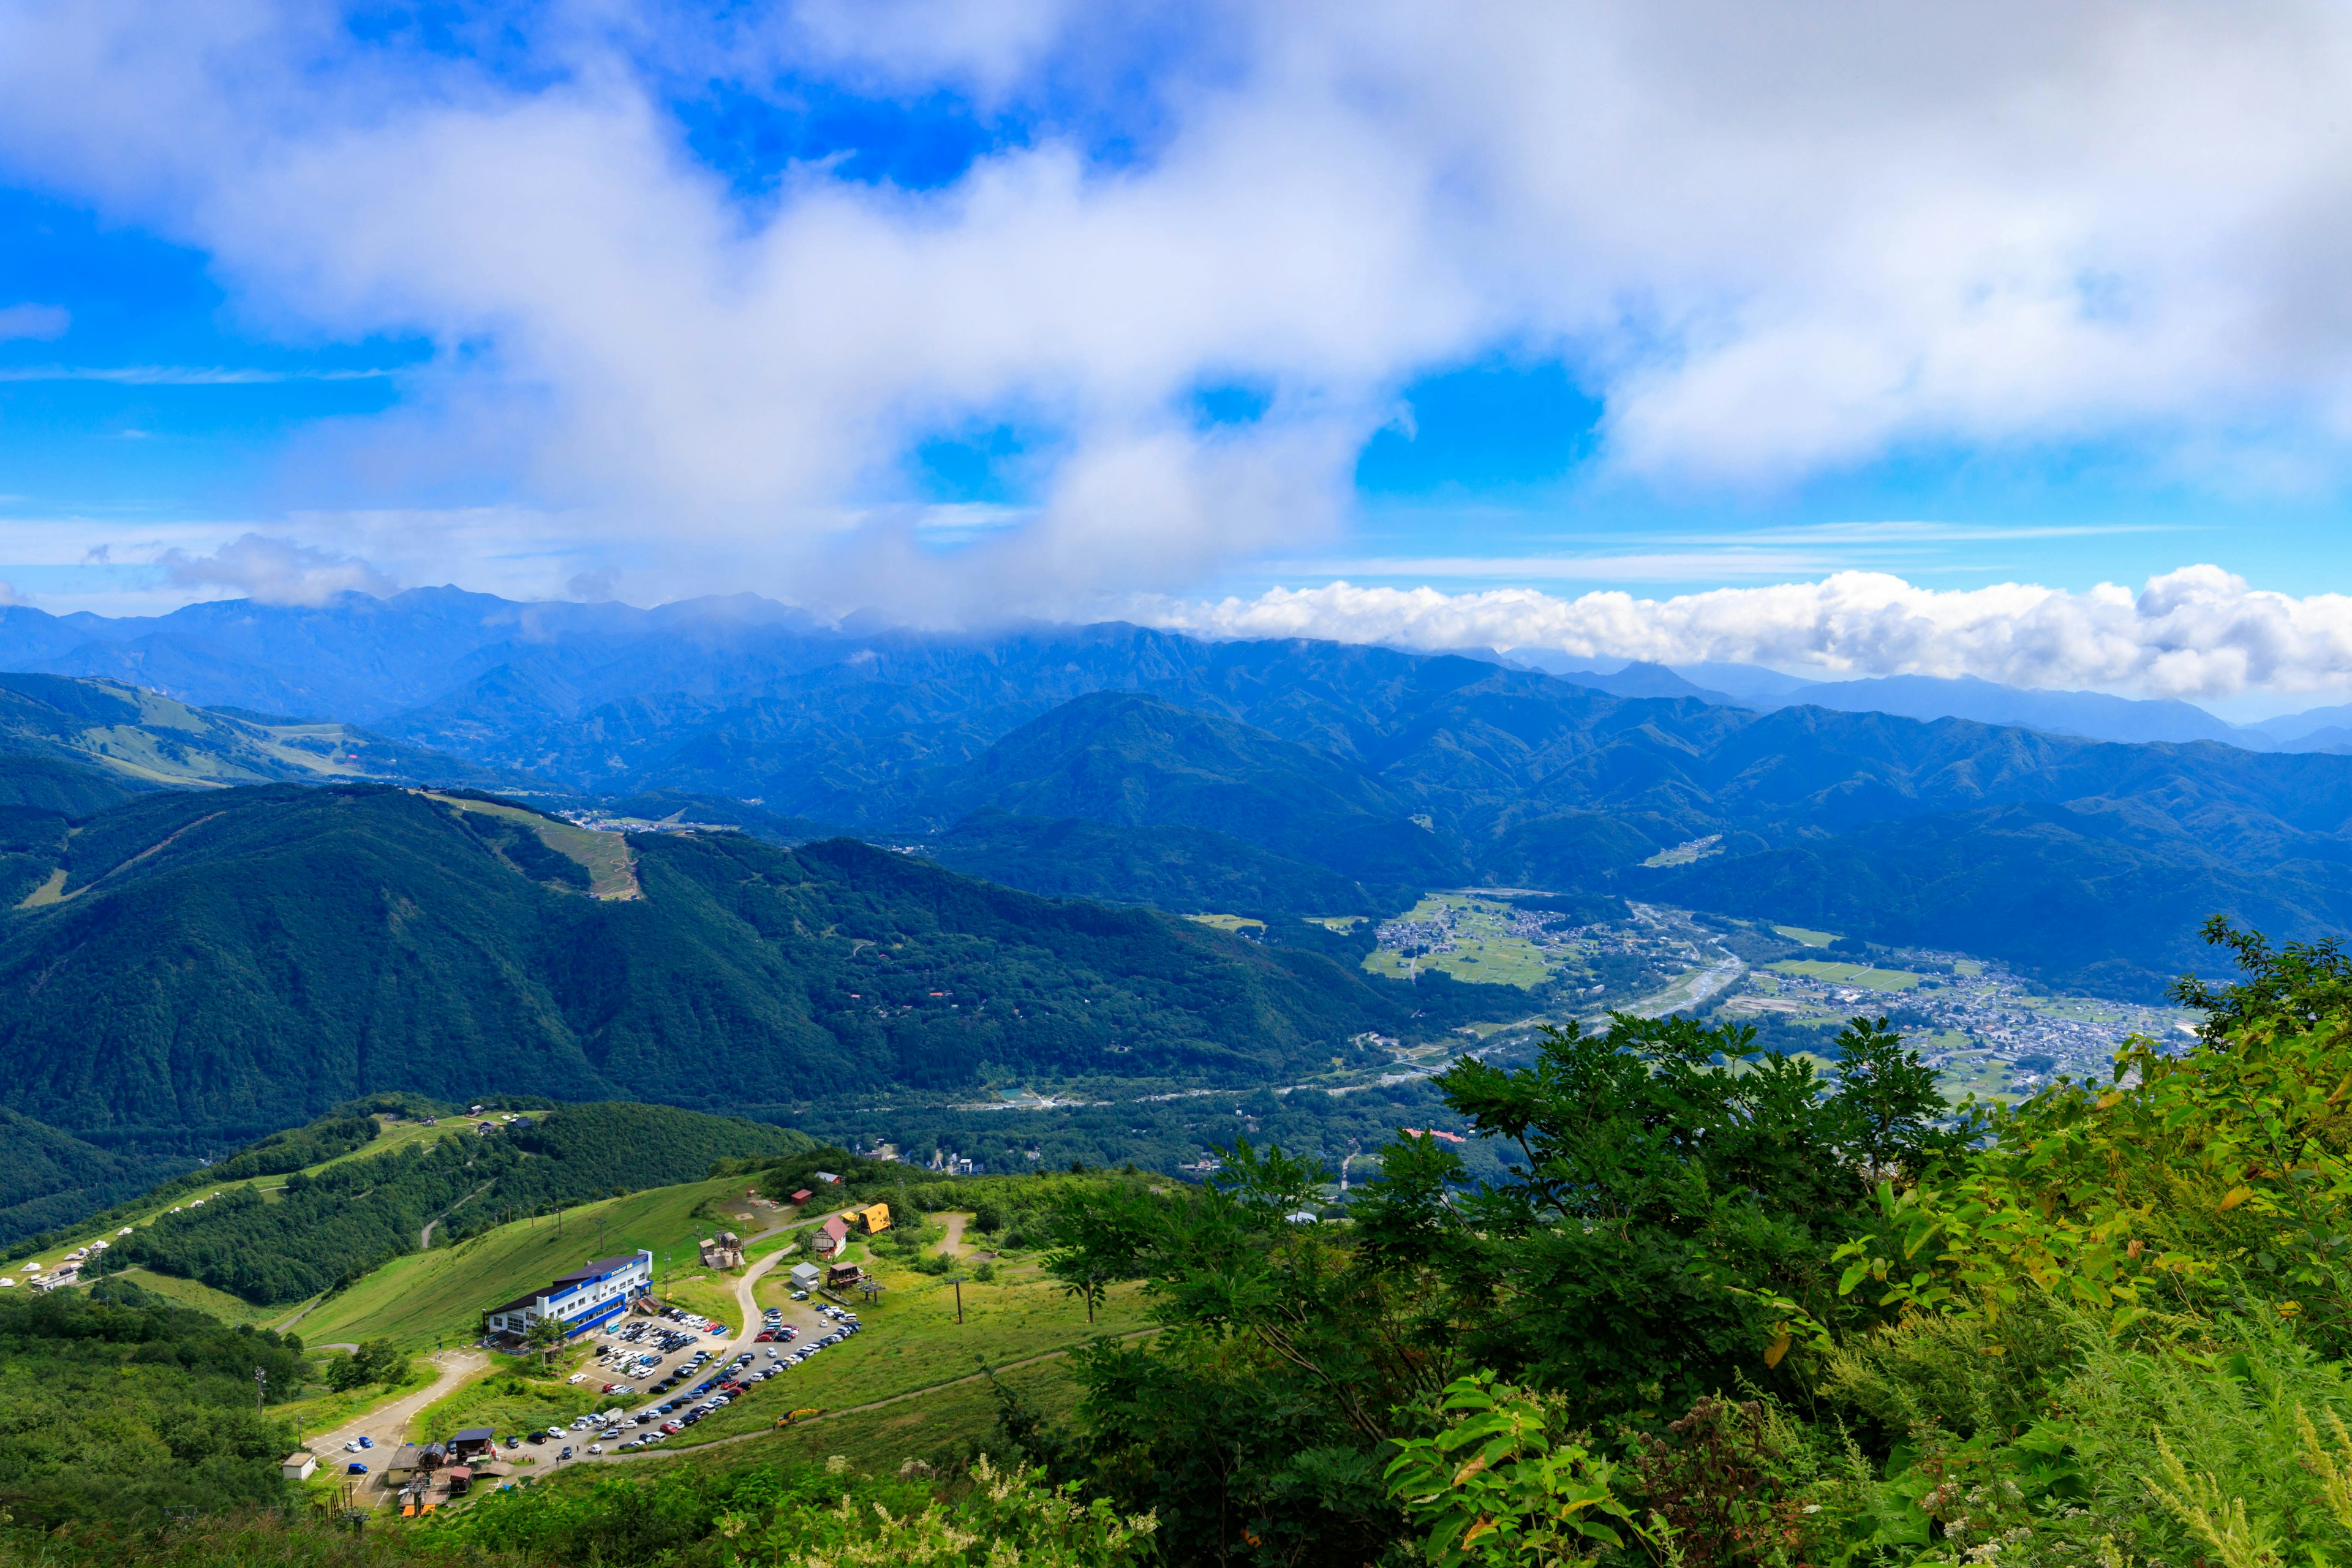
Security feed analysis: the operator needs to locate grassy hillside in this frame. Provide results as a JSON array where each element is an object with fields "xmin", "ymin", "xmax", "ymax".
[
  {"xmin": 295, "ymin": 1175, "xmax": 759, "ymax": 1349},
  {"xmin": 92, "ymin": 1106, "xmax": 809, "ymax": 1306},
  {"xmin": 0, "ymin": 672, "xmax": 495, "ymax": 790},
  {"xmin": 0, "ymin": 783, "xmax": 1472, "ymax": 1153}
]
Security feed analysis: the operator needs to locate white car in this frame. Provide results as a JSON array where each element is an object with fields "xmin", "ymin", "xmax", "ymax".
[
  {"xmin": 587, "ymin": 1444, "xmax": 603, "ymax": 1455},
  {"xmin": 567, "ymin": 1373, "xmax": 588, "ymax": 1384},
  {"xmin": 344, "ymin": 1440, "xmax": 361, "ymax": 1452}
]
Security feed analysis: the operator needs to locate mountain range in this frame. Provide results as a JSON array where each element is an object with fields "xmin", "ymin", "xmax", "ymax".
[
  {"xmin": 0, "ymin": 782, "xmax": 1465, "ymax": 1166},
  {"xmin": 0, "ymin": 589, "xmax": 2346, "ymax": 1240},
  {"xmin": 0, "ymin": 594, "xmax": 2334, "ymax": 997}
]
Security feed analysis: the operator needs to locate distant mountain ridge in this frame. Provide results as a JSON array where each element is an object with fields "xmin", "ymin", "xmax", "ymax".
[{"xmin": 0, "ymin": 592, "xmax": 2348, "ymax": 994}]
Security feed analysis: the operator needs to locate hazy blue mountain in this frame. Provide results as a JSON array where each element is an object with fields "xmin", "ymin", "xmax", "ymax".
[
  {"xmin": 1665, "ymin": 662, "xmax": 1822, "ymax": 701},
  {"xmin": 1502, "ymin": 650, "xmax": 1736, "ymax": 702},
  {"xmin": 1747, "ymin": 673, "xmax": 2253, "ymax": 747},
  {"xmin": 2253, "ymin": 701, "xmax": 2352, "ymax": 745}
]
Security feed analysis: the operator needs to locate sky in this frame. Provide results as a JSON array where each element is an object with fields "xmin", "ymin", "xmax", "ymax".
[{"xmin": 5, "ymin": 1, "xmax": 2352, "ymax": 705}]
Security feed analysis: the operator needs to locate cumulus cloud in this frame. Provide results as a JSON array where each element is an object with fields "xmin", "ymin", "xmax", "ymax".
[
  {"xmin": 1137, "ymin": 566, "xmax": 2352, "ymax": 700},
  {"xmin": 1, "ymin": 3, "xmax": 2350, "ymax": 605},
  {"xmin": 160, "ymin": 532, "xmax": 396, "ymax": 606}
]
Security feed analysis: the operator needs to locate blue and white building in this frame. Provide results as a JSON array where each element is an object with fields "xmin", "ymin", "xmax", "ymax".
[{"xmin": 485, "ymin": 1250, "xmax": 653, "ymax": 1338}]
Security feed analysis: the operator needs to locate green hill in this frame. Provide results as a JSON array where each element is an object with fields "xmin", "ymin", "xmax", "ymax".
[
  {"xmin": 92, "ymin": 1102, "xmax": 810, "ymax": 1305},
  {"xmin": 0, "ymin": 783, "xmax": 1459, "ymax": 1159},
  {"xmin": 0, "ymin": 1106, "xmax": 198, "ymax": 1245},
  {"xmin": 0, "ymin": 672, "xmax": 497, "ymax": 790}
]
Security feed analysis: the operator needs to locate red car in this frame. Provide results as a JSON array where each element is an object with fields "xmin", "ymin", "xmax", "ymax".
[{"xmin": 753, "ymin": 1331, "xmax": 774, "ymax": 1341}]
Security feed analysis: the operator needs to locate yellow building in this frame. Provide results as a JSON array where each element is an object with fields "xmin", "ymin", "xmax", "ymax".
[{"xmin": 856, "ymin": 1202, "xmax": 891, "ymax": 1235}]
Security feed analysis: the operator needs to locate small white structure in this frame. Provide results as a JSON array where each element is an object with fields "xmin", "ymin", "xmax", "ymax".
[
  {"xmin": 281, "ymin": 1452, "xmax": 318, "ymax": 1481},
  {"xmin": 788, "ymin": 1262, "xmax": 821, "ymax": 1292}
]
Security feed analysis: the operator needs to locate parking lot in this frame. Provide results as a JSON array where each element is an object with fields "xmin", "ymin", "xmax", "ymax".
[{"xmin": 514, "ymin": 1239, "xmax": 867, "ymax": 1471}]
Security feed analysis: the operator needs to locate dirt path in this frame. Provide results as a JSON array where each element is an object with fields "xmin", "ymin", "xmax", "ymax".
[
  {"xmin": 939, "ymin": 1213, "xmax": 970, "ymax": 1256},
  {"xmin": 306, "ymin": 1349, "xmax": 488, "ymax": 1463},
  {"xmin": 273, "ymin": 1295, "xmax": 327, "ymax": 1334}
]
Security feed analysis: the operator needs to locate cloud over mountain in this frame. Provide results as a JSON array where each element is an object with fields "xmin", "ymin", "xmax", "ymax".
[{"xmin": 1142, "ymin": 566, "xmax": 2352, "ymax": 700}]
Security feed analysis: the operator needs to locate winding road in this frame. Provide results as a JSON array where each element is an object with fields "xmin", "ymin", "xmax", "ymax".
[{"xmin": 306, "ymin": 1349, "xmax": 489, "ymax": 1463}]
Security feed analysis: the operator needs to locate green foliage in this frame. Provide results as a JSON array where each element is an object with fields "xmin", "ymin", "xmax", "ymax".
[
  {"xmin": 0, "ymin": 1454, "xmax": 1154, "ymax": 1568},
  {"xmin": 1038, "ymin": 1009, "xmax": 1942, "ymax": 1566},
  {"xmin": 1385, "ymin": 1373, "xmax": 1635, "ymax": 1567},
  {"xmin": 0, "ymin": 1106, "xmax": 198, "ymax": 1248},
  {"xmin": 321, "ymin": 1337, "xmax": 410, "ymax": 1391},
  {"xmin": 0, "ymin": 1279, "xmax": 304, "ymax": 1529}
]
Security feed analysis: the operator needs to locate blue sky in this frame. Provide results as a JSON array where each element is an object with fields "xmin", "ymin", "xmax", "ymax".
[{"xmin": 2, "ymin": 3, "xmax": 2350, "ymax": 701}]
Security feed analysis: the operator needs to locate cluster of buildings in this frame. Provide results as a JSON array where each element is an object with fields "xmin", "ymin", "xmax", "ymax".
[
  {"xmin": 810, "ymin": 1202, "xmax": 891, "ymax": 1261},
  {"xmin": 483, "ymin": 1250, "xmax": 654, "ymax": 1341}
]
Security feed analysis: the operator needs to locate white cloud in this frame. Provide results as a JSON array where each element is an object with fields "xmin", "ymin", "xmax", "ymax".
[
  {"xmin": 159, "ymin": 532, "xmax": 396, "ymax": 606},
  {"xmin": 0, "ymin": 303, "xmax": 67, "ymax": 342},
  {"xmin": 1135, "ymin": 566, "xmax": 2352, "ymax": 700},
  {"xmin": 1, "ymin": 3, "xmax": 2351, "ymax": 603}
]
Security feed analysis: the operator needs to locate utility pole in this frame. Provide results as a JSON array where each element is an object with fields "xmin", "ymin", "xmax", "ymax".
[{"xmin": 949, "ymin": 1274, "xmax": 967, "ymax": 1324}]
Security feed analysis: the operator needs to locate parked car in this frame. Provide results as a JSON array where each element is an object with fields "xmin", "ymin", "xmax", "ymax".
[
  {"xmin": 344, "ymin": 1441, "xmax": 360, "ymax": 1452},
  {"xmin": 559, "ymin": 1447, "xmax": 573, "ymax": 1460},
  {"xmin": 346, "ymin": 1462, "xmax": 368, "ymax": 1476},
  {"xmin": 587, "ymin": 1444, "xmax": 603, "ymax": 1455}
]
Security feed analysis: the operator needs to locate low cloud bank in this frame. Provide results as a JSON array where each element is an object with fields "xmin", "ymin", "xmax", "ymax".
[
  {"xmin": 161, "ymin": 533, "xmax": 397, "ymax": 608},
  {"xmin": 1136, "ymin": 566, "xmax": 2352, "ymax": 699}
]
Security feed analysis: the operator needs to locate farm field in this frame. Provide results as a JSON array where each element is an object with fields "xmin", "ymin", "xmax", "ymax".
[
  {"xmin": 1772, "ymin": 925, "xmax": 1838, "ymax": 947},
  {"xmin": 1182, "ymin": 913, "xmax": 1265, "ymax": 933},
  {"xmin": 1768, "ymin": 958, "xmax": 1920, "ymax": 991},
  {"xmin": 297, "ymin": 1177, "xmax": 755, "ymax": 1352}
]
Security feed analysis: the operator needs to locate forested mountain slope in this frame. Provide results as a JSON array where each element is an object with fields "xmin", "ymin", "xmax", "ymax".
[
  {"xmin": 0, "ymin": 784, "xmax": 1460, "ymax": 1153},
  {"xmin": 836, "ymin": 676, "xmax": 2352, "ymax": 993},
  {"xmin": 0, "ymin": 597, "xmax": 2348, "ymax": 993}
]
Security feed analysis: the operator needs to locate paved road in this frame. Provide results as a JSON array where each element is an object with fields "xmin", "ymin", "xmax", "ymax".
[
  {"xmin": 549, "ymin": 1221, "xmax": 837, "ymax": 1474},
  {"xmin": 306, "ymin": 1349, "xmax": 488, "ymax": 1465}
]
